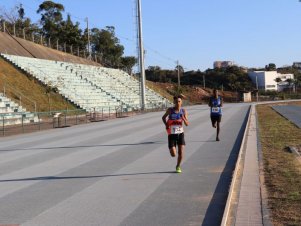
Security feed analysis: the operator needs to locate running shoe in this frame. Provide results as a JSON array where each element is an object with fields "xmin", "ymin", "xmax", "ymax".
[{"xmin": 176, "ymin": 166, "xmax": 182, "ymax": 173}]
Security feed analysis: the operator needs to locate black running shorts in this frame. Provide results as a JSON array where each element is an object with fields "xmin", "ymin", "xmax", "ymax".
[
  {"xmin": 168, "ymin": 133, "xmax": 185, "ymax": 148},
  {"xmin": 210, "ymin": 115, "xmax": 222, "ymax": 124}
]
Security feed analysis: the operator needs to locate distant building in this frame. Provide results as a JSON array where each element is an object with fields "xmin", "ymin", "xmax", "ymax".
[
  {"xmin": 248, "ymin": 71, "xmax": 294, "ymax": 92},
  {"xmin": 213, "ymin": 61, "xmax": 235, "ymax": 69}
]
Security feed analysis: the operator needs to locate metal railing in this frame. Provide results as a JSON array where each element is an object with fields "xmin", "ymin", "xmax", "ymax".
[{"xmin": 0, "ymin": 103, "xmax": 170, "ymax": 137}]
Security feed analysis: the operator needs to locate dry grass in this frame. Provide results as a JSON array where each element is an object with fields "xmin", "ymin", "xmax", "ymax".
[
  {"xmin": 0, "ymin": 58, "xmax": 77, "ymax": 112},
  {"xmin": 257, "ymin": 103, "xmax": 301, "ymax": 226}
]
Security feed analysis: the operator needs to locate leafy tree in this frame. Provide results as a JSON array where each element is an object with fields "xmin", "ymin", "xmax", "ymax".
[
  {"xmin": 120, "ymin": 56, "xmax": 136, "ymax": 75},
  {"xmin": 286, "ymin": 78, "xmax": 294, "ymax": 93},
  {"xmin": 91, "ymin": 26, "xmax": 124, "ymax": 67},
  {"xmin": 59, "ymin": 14, "xmax": 84, "ymax": 50},
  {"xmin": 37, "ymin": 1, "xmax": 65, "ymax": 40},
  {"xmin": 175, "ymin": 64, "xmax": 184, "ymax": 73},
  {"xmin": 17, "ymin": 4, "xmax": 25, "ymax": 19},
  {"xmin": 265, "ymin": 63, "xmax": 276, "ymax": 71}
]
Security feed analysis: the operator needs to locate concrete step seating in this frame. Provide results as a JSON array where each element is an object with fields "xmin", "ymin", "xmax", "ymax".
[
  {"xmin": 1, "ymin": 54, "xmax": 171, "ymax": 112},
  {"xmin": 0, "ymin": 93, "xmax": 38, "ymax": 126}
]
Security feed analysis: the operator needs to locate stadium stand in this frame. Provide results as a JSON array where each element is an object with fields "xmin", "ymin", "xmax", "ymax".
[
  {"xmin": 0, "ymin": 92, "xmax": 38, "ymax": 125},
  {"xmin": 1, "ymin": 54, "xmax": 171, "ymax": 112}
]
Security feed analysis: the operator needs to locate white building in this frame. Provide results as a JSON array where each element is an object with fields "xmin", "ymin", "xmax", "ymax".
[{"xmin": 248, "ymin": 71, "xmax": 294, "ymax": 92}]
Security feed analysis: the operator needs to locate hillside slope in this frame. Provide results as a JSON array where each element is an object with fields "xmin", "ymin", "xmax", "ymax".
[
  {"xmin": 0, "ymin": 57, "xmax": 77, "ymax": 112},
  {"xmin": 0, "ymin": 31, "xmax": 99, "ymax": 66}
]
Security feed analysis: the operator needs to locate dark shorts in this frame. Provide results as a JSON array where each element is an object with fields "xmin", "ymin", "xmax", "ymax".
[
  {"xmin": 211, "ymin": 115, "xmax": 222, "ymax": 124},
  {"xmin": 168, "ymin": 133, "xmax": 185, "ymax": 149}
]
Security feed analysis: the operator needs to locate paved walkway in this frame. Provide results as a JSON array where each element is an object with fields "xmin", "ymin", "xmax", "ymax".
[
  {"xmin": 235, "ymin": 105, "xmax": 263, "ymax": 226},
  {"xmin": 0, "ymin": 104, "xmax": 249, "ymax": 226}
]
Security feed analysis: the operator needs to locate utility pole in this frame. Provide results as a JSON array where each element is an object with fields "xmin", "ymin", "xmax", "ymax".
[
  {"xmin": 256, "ymin": 75, "xmax": 259, "ymax": 102},
  {"xmin": 85, "ymin": 17, "xmax": 91, "ymax": 60},
  {"xmin": 177, "ymin": 60, "xmax": 180, "ymax": 91},
  {"xmin": 137, "ymin": 0, "xmax": 146, "ymax": 110},
  {"xmin": 203, "ymin": 74, "xmax": 206, "ymax": 89}
]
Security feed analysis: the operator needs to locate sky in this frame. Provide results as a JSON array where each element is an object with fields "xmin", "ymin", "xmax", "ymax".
[{"xmin": 1, "ymin": 0, "xmax": 301, "ymax": 71}]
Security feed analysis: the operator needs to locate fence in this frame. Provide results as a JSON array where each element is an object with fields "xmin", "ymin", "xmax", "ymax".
[
  {"xmin": 0, "ymin": 104, "xmax": 169, "ymax": 137},
  {"xmin": 0, "ymin": 21, "xmax": 117, "ymax": 67}
]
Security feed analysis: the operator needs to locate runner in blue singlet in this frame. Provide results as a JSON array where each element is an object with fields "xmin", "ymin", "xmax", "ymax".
[
  {"xmin": 162, "ymin": 95, "xmax": 189, "ymax": 173},
  {"xmin": 208, "ymin": 89, "xmax": 223, "ymax": 141}
]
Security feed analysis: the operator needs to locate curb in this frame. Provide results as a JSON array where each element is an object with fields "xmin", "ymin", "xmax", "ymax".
[{"xmin": 220, "ymin": 104, "xmax": 252, "ymax": 226}]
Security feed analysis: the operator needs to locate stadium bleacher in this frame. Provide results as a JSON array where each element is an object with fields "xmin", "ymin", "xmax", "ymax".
[
  {"xmin": 0, "ymin": 92, "xmax": 38, "ymax": 125},
  {"xmin": 1, "ymin": 54, "xmax": 171, "ymax": 113}
]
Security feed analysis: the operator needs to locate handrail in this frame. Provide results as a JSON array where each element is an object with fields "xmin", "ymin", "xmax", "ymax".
[{"xmin": 1, "ymin": 79, "xmax": 37, "ymax": 113}]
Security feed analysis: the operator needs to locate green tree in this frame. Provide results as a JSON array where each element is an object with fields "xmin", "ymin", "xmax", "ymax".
[
  {"xmin": 265, "ymin": 63, "xmax": 276, "ymax": 71},
  {"xmin": 121, "ymin": 56, "xmax": 136, "ymax": 75},
  {"xmin": 91, "ymin": 26, "xmax": 124, "ymax": 67},
  {"xmin": 37, "ymin": 1, "xmax": 65, "ymax": 40},
  {"xmin": 59, "ymin": 14, "xmax": 84, "ymax": 51},
  {"xmin": 286, "ymin": 78, "xmax": 294, "ymax": 93}
]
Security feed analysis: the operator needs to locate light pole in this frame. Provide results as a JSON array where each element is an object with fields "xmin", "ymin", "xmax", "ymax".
[
  {"xmin": 137, "ymin": 0, "xmax": 146, "ymax": 110},
  {"xmin": 85, "ymin": 17, "xmax": 91, "ymax": 60},
  {"xmin": 177, "ymin": 60, "xmax": 180, "ymax": 91},
  {"xmin": 256, "ymin": 75, "xmax": 259, "ymax": 102}
]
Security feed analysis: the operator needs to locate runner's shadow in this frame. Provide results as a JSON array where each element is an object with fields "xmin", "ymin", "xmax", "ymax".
[
  {"xmin": 188, "ymin": 140, "xmax": 217, "ymax": 143},
  {"xmin": 201, "ymin": 108, "xmax": 250, "ymax": 226},
  {"xmin": 0, "ymin": 171, "xmax": 176, "ymax": 183}
]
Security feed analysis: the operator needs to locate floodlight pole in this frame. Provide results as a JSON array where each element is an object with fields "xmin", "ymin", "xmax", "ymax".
[
  {"xmin": 137, "ymin": 0, "xmax": 146, "ymax": 110},
  {"xmin": 177, "ymin": 60, "xmax": 180, "ymax": 89},
  {"xmin": 85, "ymin": 17, "xmax": 91, "ymax": 60},
  {"xmin": 256, "ymin": 75, "xmax": 259, "ymax": 102}
]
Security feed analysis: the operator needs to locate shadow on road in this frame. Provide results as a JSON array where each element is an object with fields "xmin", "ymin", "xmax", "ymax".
[
  {"xmin": 202, "ymin": 106, "xmax": 250, "ymax": 226},
  {"xmin": 0, "ymin": 171, "xmax": 176, "ymax": 183},
  {"xmin": 0, "ymin": 141, "xmax": 165, "ymax": 152}
]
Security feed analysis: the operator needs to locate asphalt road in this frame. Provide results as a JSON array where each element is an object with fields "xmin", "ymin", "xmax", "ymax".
[
  {"xmin": 272, "ymin": 105, "xmax": 301, "ymax": 128},
  {"xmin": 0, "ymin": 103, "xmax": 250, "ymax": 226}
]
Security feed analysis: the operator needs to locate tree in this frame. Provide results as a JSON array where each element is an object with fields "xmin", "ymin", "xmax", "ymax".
[
  {"xmin": 275, "ymin": 77, "xmax": 282, "ymax": 92},
  {"xmin": 265, "ymin": 63, "xmax": 276, "ymax": 71},
  {"xmin": 175, "ymin": 64, "xmax": 184, "ymax": 73},
  {"xmin": 59, "ymin": 14, "xmax": 84, "ymax": 50},
  {"xmin": 121, "ymin": 56, "xmax": 136, "ymax": 75},
  {"xmin": 37, "ymin": 1, "xmax": 65, "ymax": 40},
  {"xmin": 17, "ymin": 4, "xmax": 25, "ymax": 20},
  {"xmin": 91, "ymin": 26, "xmax": 124, "ymax": 67},
  {"xmin": 286, "ymin": 78, "xmax": 294, "ymax": 93}
]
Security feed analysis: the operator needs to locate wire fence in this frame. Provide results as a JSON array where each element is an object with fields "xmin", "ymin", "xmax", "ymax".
[
  {"xmin": 0, "ymin": 104, "xmax": 169, "ymax": 137},
  {"xmin": 0, "ymin": 21, "xmax": 129, "ymax": 68}
]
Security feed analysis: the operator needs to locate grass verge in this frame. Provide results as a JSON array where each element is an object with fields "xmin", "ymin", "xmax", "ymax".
[{"xmin": 257, "ymin": 103, "xmax": 301, "ymax": 226}]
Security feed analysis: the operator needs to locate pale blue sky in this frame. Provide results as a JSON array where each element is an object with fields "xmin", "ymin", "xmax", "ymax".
[{"xmin": 1, "ymin": 0, "xmax": 301, "ymax": 71}]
